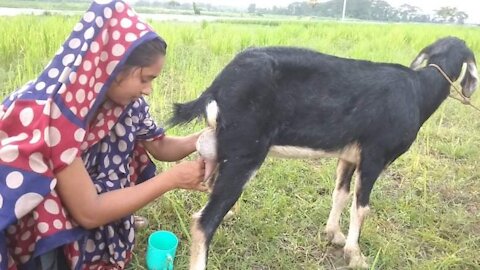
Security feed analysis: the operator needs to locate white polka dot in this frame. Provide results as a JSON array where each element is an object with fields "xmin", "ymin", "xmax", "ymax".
[
  {"xmin": 6, "ymin": 171, "xmax": 23, "ymax": 189},
  {"xmin": 94, "ymin": 82, "xmax": 104, "ymax": 93},
  {"xmin": 128, "ymin": 228, "xmax": 134, "ymax": 242},
  {"xmin": 20, "ymin": 255, "xmax": 30, "ymax": 263},
  {"xmin": 46, "ymin": 85, "xmax": 56, "ymax": 94},
  {"xmin": 115, "ymin": 2, "xmax": 125, "ymax": 12},
  {"xmin": 83, "ymin": 11, "xmax": 95, "ymax": 23},
  {"xmin": 1, "ymin": 132, "xmax": 28, "ymax": 145},
  {"xmin": 76, "ymin": 89, "xmax": 86, "ymax": 103},
  {"xmin": 112, "ymin": 44, "xmax": 125, "ymax": 57},
  {"xmin": 95, "ymin": 17, "xmax": 104, "ymax": 28},
  {"xmin": 0, "ymin": 194, "xmax": 3, "ymax": 209},
  {"xmin": 114, "ymin": 107, "xmax": 122, "ymax": 117},
  {"xmin": 19, "ymin": 108, "xmax": 34, "ymax": 127},
  {"xmin": 108, "ymin": 226, "xmax": 114, "ymax": 237},
  {"xmin": 125, "ymin": 33, "xmax": 137, "ymax": 42},
  {"xmin": 53, "ymin": 219, "xmax": 63, "ymax": 229},
  {"xmin": 37, "ymin": 222, "xmax": 49, "ymax": 233},
  {"xmin": 84, "ymin": 61, "xmax": 93, "ymax": 73},
  {"xmin": 60, "ymin": 148, "xmax": 79, "ymax": 164},
  {"xmin": 107, "ymin": 120, "xmax": 115, "ymax": 129},
  {"xmin": 15, "ymin": 193, "xmax": 43, "ymax": 219},
  {"xmin": 29, "ymin": 153, "xmax": 48, "ymax": 173},
  {"xmin": 140, "ymin": 154, "xmax": 148, "ymax": 163},
  {"xmin": 80, "ymin": 107, "xmax": 89, "ymax": 117},
  {"xmin": 79, "ymin": 75, "xmax": 88, "ymax": 85},
  {"xmin": 30, "ymin": 129, "xmax": 41, "ymax": 144},
  {"xmin": 55, "ymin": 46, "xmax": 64, "ymax": 56},
  {"xmin": 112, "ymin": 30, "xmax": 121, "ymax": 40},
  {"xmin": 110, "ymin": 18, "xmax": 118, "ymax": 27},
  {"xmin": 90, "ymin": 76, "xmax": 96, "ymax": 87},
  {"xmin": 118, "ymin": 140, "xmax": 127, "ymax": 152},
  {"xmin": 87, "ymin": 91, "xmax": 93, "ymax": 101},
  {"xmin": 20, "ymin": 231, "xmax": 31, "ymax": 241},
  {"xmin": 112, "ymin": 155, "xmax": 121, "ymax": 164},
  {"xmin": 0, "ymin": 145, "xmax": 19, "ymax": 162},
  {"xmin": 109, "ymin": 174, "xmax": 118, "ymax": 180},
  {"xmin": 28, "ymin": 243, "xmax": 35, "ymax": 252},
  {"xmin": 70, "ymin": 106, "xmax": 77, "ymax": 115},
  {"xmin": 74, "ymin": 129, "xmax": 86, "ymax": 142},
  {"xmin": 127, "ymin": 9, "xmax": 135, "ymax": 17},
  {"xmin": 74, "ymin": 55, "xmax": 83, "ymax": 67},
  {"xmin": 50, "ymin": 178, "xmax": 57, "ymax": 190},
  {"xmin": 44, "ymin": 199, "xmax": 60, "ymax": 214},
  {"xmin": 14, "ymin": 247, "xmax": 22, "ymax": 255},
  {"xmin": 120, "ymin": 18, "xmax": 132, "ymax": 28},
  {"xmin": 73, "ymin": 22, "xmax": 84, "ymax": 31},
  {"xmin": 45, "ymin": 127, "xmax": 61, "ymax": 147},
  {"xmin": 84, "ymin": 26, "xmax": 95, "ymax": 40},
  {"xmin": 63, "ymin": 54, "xmax": 75, "ymax": 66},
  {"xmin": 90, "ymin": 41, "xmax": 99, "ymax": 53},
  {"xmin": 104, "ymin": 156, "xmax": 110, "ymax": 167},
  {"xmin": 66, "ymin": 92, "xmax": 73, "ymax": 102},
  {"xmin": 104, "ymin": 7, "xmax": 112, "ymax": 18},
  {"xmin": 136, "ymin": 22, "xmax": 146, "ymax": 30},
  {"xmin": 98, "ymin": 130, "xmax": 105, "ymax": 138},
  {"xmin": 48, "ymin": 68, "xmax": 59, "ymax": 79},
  {"xmin": 65, "ymin": 221, "xmax": 72, "ymax": 229},
  {"xmin": 69, "ymin": 38, "xmax": 81, "ymax": 49},
  {"xmin": 100, "ymin": 51, "xmax": 108, "ymax": 62},
  {"xmin": 69, "ymin": 71, "xmax": 77, "ymax": 84},
  {"xmin": 102, "ymin": 30, "xmax": 109, "ymax": 45},
  {"xmin": 95, "ymin": 68, "xmax": 102, "ymax": 78},
  {"xmin": 51, "ymin": 102, "xmax": 62, "ymax": 119},
  {"xmin": 35, "ymin": 81, "xmax": 46, "ymax": 91},
  {"xmin": 115, "ymin": 123, "xmax": 126, "ymax": 136}
]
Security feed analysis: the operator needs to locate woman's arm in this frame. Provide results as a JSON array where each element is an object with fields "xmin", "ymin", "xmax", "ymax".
[
  {"xmin": 142, "ymin": 132, "xmax": 201, "ymax": 162},
  {"xmin": 55, "ymin": 157, "xmax": 205, "ymax": 229}
]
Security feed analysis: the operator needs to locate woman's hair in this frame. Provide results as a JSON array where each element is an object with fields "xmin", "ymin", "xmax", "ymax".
[{"xmin": 119, "ymin": 37, "xmax": 167, "ymax": 75}]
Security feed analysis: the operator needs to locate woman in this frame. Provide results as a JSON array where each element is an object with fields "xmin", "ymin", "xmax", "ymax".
[{"xmin": 0, "ymin": 0, "xmax": 206, "ymax": 269}]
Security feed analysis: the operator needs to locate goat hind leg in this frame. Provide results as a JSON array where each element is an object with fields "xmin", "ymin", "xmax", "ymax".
[
  {"xmin": 325, "ymin": 159, "xmax": 356, "ymax": 247},
  {"xmin": 189, "ymin": 157, "xmax": 264, "ymax": 270}
]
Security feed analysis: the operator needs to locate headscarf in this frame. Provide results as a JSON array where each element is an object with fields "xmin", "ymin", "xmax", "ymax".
[{"xmin": 0, "ymin": 1, "xmax": 164, "ymax": 268}]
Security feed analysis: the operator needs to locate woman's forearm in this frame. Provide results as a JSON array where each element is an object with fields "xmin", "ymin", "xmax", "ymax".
[{"xmin": 144, "ymin": 133, "xmax": 200, "ymax": 161}]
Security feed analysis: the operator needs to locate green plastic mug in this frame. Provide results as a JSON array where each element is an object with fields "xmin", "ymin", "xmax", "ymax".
[{"xmin": 146, "ymin": 230, "xmax": 179, "ymax": 270}]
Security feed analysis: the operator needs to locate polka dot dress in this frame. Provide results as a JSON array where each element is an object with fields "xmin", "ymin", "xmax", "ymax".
[{"xmin": 0, "ymin": 1, "xmax": 164, "ymax": 269}]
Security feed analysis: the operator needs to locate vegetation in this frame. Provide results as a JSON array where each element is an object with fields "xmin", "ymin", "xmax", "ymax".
[{"xmin": 1, "ymin": 14, "xmax": 479, "ymax": 270}]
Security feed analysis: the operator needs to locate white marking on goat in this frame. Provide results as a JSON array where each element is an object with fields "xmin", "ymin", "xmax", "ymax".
[
  {"xmin": 468, "ymin": 61, "xmax": 479, "ymax": 88},
  {"xmin": 325, "ymin": 162, "xmax": 352, "ymax": 246},
  {"xmin": 206, "ymin": 101, "xmax": 218, "ymax": 128},
  {"xmin": 269, "ymin": 144, "xmax": 360, "ymax": 164},
  {"xmin": 190, "ymin": 216, "xmax": 208, "ymax": 270},
  {"xmin": 411, "ymin": 53, "xmax": 427, "ymax": 70},
  {"xmin": 344, "ymin": 171, "xmax": 369, "ymax": 268}
]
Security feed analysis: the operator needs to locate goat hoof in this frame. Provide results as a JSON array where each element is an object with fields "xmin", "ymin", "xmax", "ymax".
[
  {"xmin": 324, "ymin": 229, "xmax": 346, "ymax": 247},
  {"xmin": 344, "ymin": 246, "xmax": 368, "ymax": 269}
]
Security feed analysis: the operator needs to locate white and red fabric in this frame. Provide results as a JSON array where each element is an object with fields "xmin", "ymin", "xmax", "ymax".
[{"xmin": 0, "ymin": 0, "xmax": 164, "ymax": 269}]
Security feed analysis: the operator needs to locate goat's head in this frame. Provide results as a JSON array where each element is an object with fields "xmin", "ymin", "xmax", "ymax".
[{"xmin": 410, "ymin": 36, "xmax": 478, "ymax": 98}]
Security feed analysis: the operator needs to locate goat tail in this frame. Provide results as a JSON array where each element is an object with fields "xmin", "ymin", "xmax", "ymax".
[{"xmin": 168, "ymin": 90, "xmax": 217, "ymax": 128}]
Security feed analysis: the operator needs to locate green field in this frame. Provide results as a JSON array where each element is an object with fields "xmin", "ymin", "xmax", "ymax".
[{"xmin": 1, "ymin": 15, "xmax": 479, "ymax": 269}]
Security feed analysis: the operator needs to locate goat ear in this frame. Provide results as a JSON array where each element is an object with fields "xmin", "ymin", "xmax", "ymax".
[
  {"xmin": 460, "ymin": 59, "xmax": 479, "ymax": 98},
  {"xmin": 410, "ymin": 52, "xmax": 428, "ymax": 70}
]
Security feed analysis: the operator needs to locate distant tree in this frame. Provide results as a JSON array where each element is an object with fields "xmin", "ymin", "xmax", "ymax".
[
  {"xmin": 435, "ymin": 6, "xmax": 457, "ymax": 23},
  {"xmin": 455, "ymin": 11, "xmax": 468, "ymax": 24},
  {"xmin": 167, "ymin": 1, "xmax": 180, "ymax": 7},
  {"xmin": 193, "ymin": 2, "xmax": 201, "ymax": 15},
  {"xmin": 247, "ymin": 3, "xmax": 256, "ymax": 13}
]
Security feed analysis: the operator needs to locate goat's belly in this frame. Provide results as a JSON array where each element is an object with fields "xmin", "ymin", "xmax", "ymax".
[{"xmin": 269, "ymin": 145, "xmax": 359, "ymax": 164}]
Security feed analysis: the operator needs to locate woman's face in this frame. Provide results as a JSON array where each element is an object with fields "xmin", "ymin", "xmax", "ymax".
[{"xmin": 107, "ymin": 55, "xmax": 165, "ymax": 106}]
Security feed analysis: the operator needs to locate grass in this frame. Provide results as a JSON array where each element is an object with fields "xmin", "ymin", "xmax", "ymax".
[{"xmin": 1, "ymin": 14, "xmax": 480, "ymax": 269}]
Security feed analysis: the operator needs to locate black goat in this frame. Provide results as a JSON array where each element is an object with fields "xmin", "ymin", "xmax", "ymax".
[{"xmin": 168, "ymin": 36, "xmax": 478, "ymax": 269}]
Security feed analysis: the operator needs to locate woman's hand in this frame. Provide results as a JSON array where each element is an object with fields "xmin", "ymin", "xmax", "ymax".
[{"xmin": 166, "ymin": 158, "xmax": 208, "ymax": 191}]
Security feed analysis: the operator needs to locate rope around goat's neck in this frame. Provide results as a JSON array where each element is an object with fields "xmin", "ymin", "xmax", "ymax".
[{"xmin": 428, "ymin": 63, "xmax": 480, "ymax": 112}]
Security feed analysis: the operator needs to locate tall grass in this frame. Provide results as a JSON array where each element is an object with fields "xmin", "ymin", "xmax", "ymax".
[{"xmin": 1, "ymin": 15, "xmax": 479, "ymax": 269}]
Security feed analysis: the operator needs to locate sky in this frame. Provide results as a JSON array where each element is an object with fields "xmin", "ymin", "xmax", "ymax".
[{"xmin": 170, "ymin": 0, "xmax": 480, "ymax": 23}]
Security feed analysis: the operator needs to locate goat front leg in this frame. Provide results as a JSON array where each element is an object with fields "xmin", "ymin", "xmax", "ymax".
[
  {"xmin": 325, "ymin": 159, "xmax": 356, "ymax": 247},
  {"xmin": 344, "ymin": 159, "xmax": 383, "ymax": 269}
]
